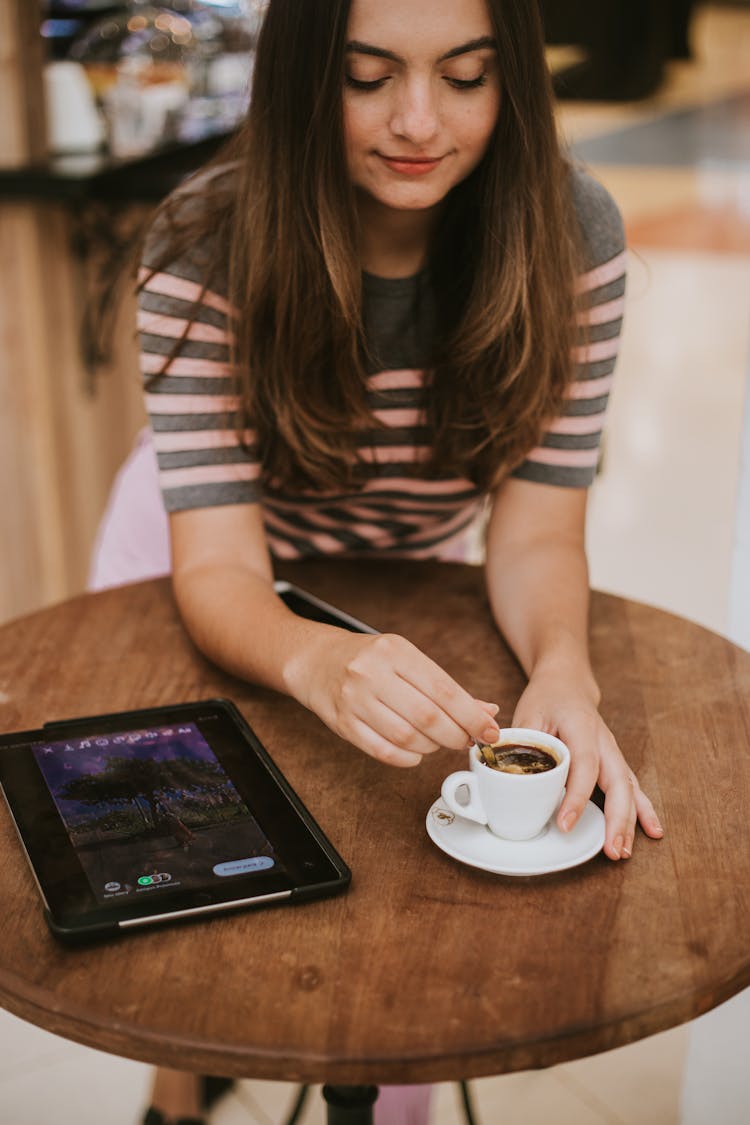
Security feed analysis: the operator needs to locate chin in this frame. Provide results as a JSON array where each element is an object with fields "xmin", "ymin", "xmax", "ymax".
[{"xmin": 368, "ymin": 183, "xmax": 451, "ymax": 213}]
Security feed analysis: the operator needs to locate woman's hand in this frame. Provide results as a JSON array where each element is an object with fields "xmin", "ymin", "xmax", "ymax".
[
  {"xmin": 511, "ymin": 673, "xmax": 663, "ymax": 860},
  {"xmin": 286, "ymin": 629, "xmax": 501, "ymax": 768}
]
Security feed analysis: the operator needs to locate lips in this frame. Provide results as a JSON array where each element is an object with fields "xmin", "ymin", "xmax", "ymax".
[{"xmin": 379, "ymin": 154, "xmax": 444, "ymax": 176}]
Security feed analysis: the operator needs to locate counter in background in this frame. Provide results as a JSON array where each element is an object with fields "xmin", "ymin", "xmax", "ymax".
[
  {"xmin": 0, "ymin": 130, "xmax": 231, "ymax": 626},
  {"xmin": 0, "ymin": 128, "xmax": 231, "ymax": 202}
]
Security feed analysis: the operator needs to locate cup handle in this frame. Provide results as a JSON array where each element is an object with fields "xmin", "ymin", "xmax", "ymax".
[{"xmin": 440, "ymin": 771, "xmax": 488, "ymax": 825}]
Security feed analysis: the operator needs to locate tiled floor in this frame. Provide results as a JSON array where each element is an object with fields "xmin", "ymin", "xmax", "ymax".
[{"xmin": 2, "ymin": 4, "xmax": 750, "ymax": 1123}]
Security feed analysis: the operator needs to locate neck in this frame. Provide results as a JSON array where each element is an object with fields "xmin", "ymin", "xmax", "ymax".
[{"xmin": 356, "ymin": 191, "xmax": 442, "ymax": 278}]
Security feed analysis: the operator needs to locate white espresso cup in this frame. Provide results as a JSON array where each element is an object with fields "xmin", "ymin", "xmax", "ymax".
[{"xmin": 441, "ymin": 728, "xmax": 570, "ymax": 841}]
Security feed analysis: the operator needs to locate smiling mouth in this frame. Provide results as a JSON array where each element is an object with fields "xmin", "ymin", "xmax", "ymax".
[{"xmin": 378, "ymin": 154, "xmax": 445, "ymax": 175}]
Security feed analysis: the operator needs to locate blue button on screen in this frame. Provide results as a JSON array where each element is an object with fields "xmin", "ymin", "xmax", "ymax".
[{"xmin": 213, "ymin": 857, "xmax": 275, "ymax": 877}]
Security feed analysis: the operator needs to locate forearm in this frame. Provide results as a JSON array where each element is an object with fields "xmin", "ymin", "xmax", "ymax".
[
  {"xmin": 482, "ymin": 483, "xmax": 663, "ymax": 855},
  {"xmin": 167, "ymin": 505, "xmax": 500, "ymax": 767},
  {"xmin": 172, "ymin": 562, "xmax": 337, "ymax": 700},
  {"xmin": 173, "ymin": 560, "xmax": 500, "ymax": 765},
  {"xmin": 485, "ymin": 530, "xmax": 600, "ymax": 705}
]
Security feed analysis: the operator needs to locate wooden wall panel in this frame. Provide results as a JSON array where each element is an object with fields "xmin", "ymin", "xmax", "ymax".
[
  {"xmin": 0, "ymin": 0, "xmax": 46, "ymax": 167},
  {"xmin": 0, "ymin": 205, "xmax": 59, "ymax": 619},
  {"xmin": 0, "ymin": 5, "xmax": 149, "ymax": 626},
  {"xmin": 0, "ymin": 202, "xmax": 147, "ymax": 625}
]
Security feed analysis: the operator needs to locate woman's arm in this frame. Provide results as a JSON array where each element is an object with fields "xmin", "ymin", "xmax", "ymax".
[
  {"xmin": 170, "ymin": 504, "xmax": 500, "ymax": 767},
  {"xmin": 484, "ymin": 476, "xmax": 663, "ymax": 859}
]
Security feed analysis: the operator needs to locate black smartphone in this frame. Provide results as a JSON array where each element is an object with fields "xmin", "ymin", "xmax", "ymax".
[
  {"xmin": 0, "ymin": 699, "xmax": 350, "ymax": 943},
  {"xmin": 273, "ymin": 580, "xmax": 378, "ymax": 634}
]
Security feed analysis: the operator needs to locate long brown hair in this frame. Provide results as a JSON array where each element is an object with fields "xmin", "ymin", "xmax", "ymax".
[{"xmin": 145, "ymin": 0, "xmax": 581, "ymax": 492}]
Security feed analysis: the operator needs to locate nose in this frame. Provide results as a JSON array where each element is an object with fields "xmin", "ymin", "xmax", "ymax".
[{"xmin": 390, "ymin": 76, "xmax": 440, "ymax": 146}]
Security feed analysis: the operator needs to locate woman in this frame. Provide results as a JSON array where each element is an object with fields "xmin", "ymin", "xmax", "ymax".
[{"xmin": 130, "ymin": 1, "xmax": 663, "ymax": 1121}]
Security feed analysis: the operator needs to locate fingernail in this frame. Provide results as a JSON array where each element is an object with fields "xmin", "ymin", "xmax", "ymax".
[
  {"xmin": 561, "ymin": 811, "xmax": 576, "ymax": 832},
  {"xmin": 488, "ymin": 704, "xmax": 500, "ymax": 715},
  {"xmin": 621, "ymin": 843, "xmax": 632, "ymax": 858},
  {"xmin": 652, "ymin": 819, "xmax": 664, "ymax": 836},
  {"xmin": 482, "ymin": 726, "xmax": 499, "ymax": 743},
  {"xmin": 612, "ymin": 834, "xmax": 623, "ymax": 858}
]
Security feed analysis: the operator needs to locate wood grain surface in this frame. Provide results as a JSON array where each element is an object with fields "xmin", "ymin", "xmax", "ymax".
[
  {"xmin": 0, "ymin": 560, "xmax": 749, "ymax": 1084},
  {"xmin": 0, "ymin": 0, "xmax": 47, "ymax": 170}
]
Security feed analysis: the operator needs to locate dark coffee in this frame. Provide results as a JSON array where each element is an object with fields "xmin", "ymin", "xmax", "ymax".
[{"xmin": 479, "ymin": 743, "xmax": 558, "ymax": 775}]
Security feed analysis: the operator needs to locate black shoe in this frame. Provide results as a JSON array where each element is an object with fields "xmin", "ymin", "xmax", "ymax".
[
  {"xmin": 142, "ymin": 1109, "xmax": 206, "ymax": 1125},
  {"xmin": 200, "ymin": 1076, "xmax": 234, "ymax": 1110}
]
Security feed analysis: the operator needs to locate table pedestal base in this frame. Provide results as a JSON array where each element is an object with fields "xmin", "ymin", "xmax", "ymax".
[{"xmin": 322, "ymin": 1084, "xmax": 378, "ymax": 1124}]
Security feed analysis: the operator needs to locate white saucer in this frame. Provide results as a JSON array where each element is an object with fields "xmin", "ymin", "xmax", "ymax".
[{"xmin": 425, "ymin": 797, "xmax": 606, "ymax": 876}]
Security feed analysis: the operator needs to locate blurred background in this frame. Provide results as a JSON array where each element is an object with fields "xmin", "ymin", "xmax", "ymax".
[{"xmin": 0, "ymin": 1, "xmax": 749, "ymax": 1123}]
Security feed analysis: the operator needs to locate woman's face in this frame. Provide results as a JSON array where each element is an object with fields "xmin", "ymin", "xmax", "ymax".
[{"xmin": 343, "ymin": 0, "xmax": 501, "ymax": 217}]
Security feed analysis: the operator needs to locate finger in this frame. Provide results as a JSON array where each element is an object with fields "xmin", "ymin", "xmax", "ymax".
[
  {"xmin": 512, "ymin": 705, "xmax": 552, "ymax": 734},
  {"xmin": 557, "ymin": 742, "xmax": 599, "ymax": 834},
  {"xmin": 633, "ymin": 783, "xmax": 664, "ymax": 840},
  {"xmin": 510, "ymin": 696, "xmax": 561, "ymax": 736},
  {"xmin": 348, "ymin": 715, "xmax": 423, "ymax": 768},
  {"xmin": 371, "ymin": 677, "xmax": 482, "ymax": 752},
  {"xmin": 601, "ymin": 772, "xmax": 637, "ymax": 860},
  {"xmin": 339, "ymin": 634, "xmax": 498, "ymax": 749},
  {"xmin": 509, "ymin": 700, "xmax": 590, "ymax": 830},
  {"xmin": 597, "ymin": 731, "xmax": 663, "ymax": 852},
  {"xmin": 352, "ymin": 695, "xmax": 444, "ymax": 757},
  {"xmin": 388, "ymin": 639, "xmax": 500, "ymax": 744}
]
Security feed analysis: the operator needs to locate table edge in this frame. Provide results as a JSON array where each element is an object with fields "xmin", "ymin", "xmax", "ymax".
[{"xmin": 2, "ymin": 962, "xmax": 747, "ymax": 1084}]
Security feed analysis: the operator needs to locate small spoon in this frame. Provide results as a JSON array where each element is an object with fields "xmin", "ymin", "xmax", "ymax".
[{"xmin": 477, "ymin": 742, "xmax": 498, "ymax": 767}]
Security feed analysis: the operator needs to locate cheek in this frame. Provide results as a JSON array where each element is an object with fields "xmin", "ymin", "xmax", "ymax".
[
  {"xmin": 453, "ymin": 101, "xmax": 498, "ymax": 159},
  {"xmin": 343, "ymin": 101, "xmax": 380, "ymax": 159},
  {"xmin": 342, "ymin": 110, "xmax": 363, "ymax": 176}
]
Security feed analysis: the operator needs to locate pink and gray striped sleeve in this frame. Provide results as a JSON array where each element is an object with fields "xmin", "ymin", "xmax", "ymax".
[
  {"xmin": 512, "ymin": 167, "xmax": 626, "ymax": 488},
  {"xmin": 138, "ymin": 227, "xmax": 262, "ymax": 513}
]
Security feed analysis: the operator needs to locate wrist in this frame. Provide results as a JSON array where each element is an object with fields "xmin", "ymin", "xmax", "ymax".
[
  {"xmin": 280, "ymin": 621, "xmax": 343, "ymax": 707},
  {"xmin": 527, "ymin": 649, "xmax": 600, "ymax": 708}
]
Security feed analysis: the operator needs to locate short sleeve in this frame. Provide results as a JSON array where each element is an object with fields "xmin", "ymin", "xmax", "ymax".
[
  {"xmin": 511, "ymin": 165, "xmax": 626, "ymax": 489},
  {"xmin": 138, "ymin": 173, "xmax": 263, "ymax": 513}
]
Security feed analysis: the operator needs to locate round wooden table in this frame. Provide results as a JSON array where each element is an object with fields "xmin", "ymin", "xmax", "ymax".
[{"xmin": 1, "ymin": 560, "xmax": 749, "ymax": 1106}]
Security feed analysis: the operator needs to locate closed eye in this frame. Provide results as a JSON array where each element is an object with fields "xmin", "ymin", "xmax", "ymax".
[
  {"xmin": 345, "ymin": 74, "xmax": 488, "ymax": 93},
  {"xmin": 446, "ymin": 74, "xmax": 487, "ymax": 90},
  {"xmin": 345, "ymin": 74, "xmax": 389, "ymax": 91}
]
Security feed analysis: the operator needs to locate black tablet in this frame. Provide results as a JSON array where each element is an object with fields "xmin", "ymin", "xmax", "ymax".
[{"xmin": 0, "ymin": 698, "xmax": 350, "ymax": 943}]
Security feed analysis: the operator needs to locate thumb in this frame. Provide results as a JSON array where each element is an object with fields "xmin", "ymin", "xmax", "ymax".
[{"xmin": 511, "ymin": 704, "xmax": 549, "ymax": 732}]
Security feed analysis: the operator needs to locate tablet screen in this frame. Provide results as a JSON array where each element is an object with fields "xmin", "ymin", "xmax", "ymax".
[
  {"xmin": 32, "ymin": 720, "xmax": 283, "ymax": 907},
  {"xmin": 0, "ymin": 699, "xmax": 350, "ymax": 940}
]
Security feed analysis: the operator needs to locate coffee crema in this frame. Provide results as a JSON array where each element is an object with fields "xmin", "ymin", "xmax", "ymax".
[{"xmin": 479, "ymin": 743, "xmax": 559, "ymax": 775}]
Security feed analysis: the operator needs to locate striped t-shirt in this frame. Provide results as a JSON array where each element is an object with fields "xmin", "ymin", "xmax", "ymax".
[{"xmin": 139, "ymin": 165, "xmax": 625, "ymax": 560}]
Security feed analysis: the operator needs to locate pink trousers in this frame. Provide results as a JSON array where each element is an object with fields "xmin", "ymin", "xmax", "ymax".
[{"xmin": 89, "ymin": 430, "xmax": 434, "ymax": 1125}]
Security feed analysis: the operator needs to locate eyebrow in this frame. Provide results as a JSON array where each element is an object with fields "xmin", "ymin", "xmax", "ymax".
[{"xmin": 345, "ymin": 36, "xmax": 497, "ymax": 65}]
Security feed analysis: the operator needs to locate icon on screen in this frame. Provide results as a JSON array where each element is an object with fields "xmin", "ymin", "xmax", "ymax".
[
  {"xmin": 213, "ymin": 857, "xmax": 275, "ymax": 876},
  {"xmin": 95, "ymin": 739, "xmax": 109, "ymax": 747},
  {"xmin": 104, "ymin": 881, "xmax": 121, "ymax": 892},
  {"xmin": 137, "ymin": 872, "xmax": 172, "ymax": 887}
]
